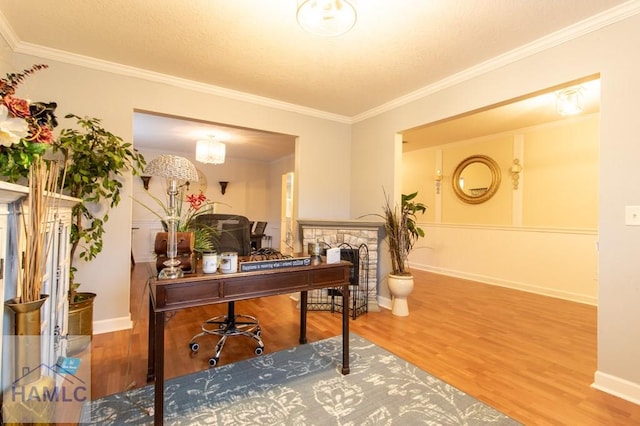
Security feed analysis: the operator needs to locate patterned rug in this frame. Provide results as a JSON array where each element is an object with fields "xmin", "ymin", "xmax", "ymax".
[{"xmin": 80, "ymin": 334, "xmax": 520, "ymax": 425}]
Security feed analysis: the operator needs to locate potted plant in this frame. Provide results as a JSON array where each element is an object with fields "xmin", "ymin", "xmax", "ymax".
[
  {"xmin": 1, "ymin": 64, "xmax": 66, "ymax": 422},
  {"xmin": 134, "ymin": 188, "xmax": 223, "ymax": 256},
  {"xmin": 378, "ymin": 190, "xmax": 426, "ymax": 316},
  {"xmin": 53, "ymin": 114, "xmax": 146, "ymax": 350}
]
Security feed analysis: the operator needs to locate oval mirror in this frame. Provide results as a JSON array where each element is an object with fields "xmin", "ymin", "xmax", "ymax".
[{"xmin": 452, "ymin": 155, "xmax": 501, "ymax": 204}]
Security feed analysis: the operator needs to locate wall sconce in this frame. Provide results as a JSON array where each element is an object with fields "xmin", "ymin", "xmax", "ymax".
[
  {"xmin": 140, "ymin": 175, "xmax": 151, "ymax": 190},
  {"xmin": 434, "ymin": 170, "xmax": 442, "ymax": 194},
  {"xmin": 510, "ymin": 159, "xmax": 522, "ymax": 189},
  {"xmin": 556, "ymin": 86, "xmax": 584, "ymax": 116},
  {"xmin": 219, "ymin": 181, "xmax": 229, "ymax": 195}
]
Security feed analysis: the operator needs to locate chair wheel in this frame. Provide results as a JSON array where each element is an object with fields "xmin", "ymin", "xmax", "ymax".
[
  {"xmin": 209, "ymin": 357, "xmax": 219, "ymax": 367},
  {"xmin": 189, "ymin": 342, "xmax": 199, "ymax": 352},
  {"xmin": 255, "ymin": 346, "xmax": 264, "ymax": 356},
  {"xmin": 255, "ymin": 328, "xmax": 262, "ymax": 337}
]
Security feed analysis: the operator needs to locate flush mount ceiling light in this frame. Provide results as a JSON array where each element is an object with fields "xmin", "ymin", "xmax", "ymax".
[
  {"xmin": 296, "ymin": 0, "xmax": 357, "ymax": 37},
  {"xmin": 556, "ymin": 86, "xmax": 584, "ymax": 116},
  {"xmin": 195, "ymin": 136, "xmax": 226, "ymax": 165}
]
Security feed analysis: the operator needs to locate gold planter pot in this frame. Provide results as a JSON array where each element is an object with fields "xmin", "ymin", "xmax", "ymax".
[
  {"xmin": 3, "ymin": 295, "xmax": 56, "ymax": 424},
  {"xmin": 5, "ymin": 295, "xmax": 49, "ymax": 383},
  {"xmin": 67, "ymin": 292, "xmax": 96, "ymax": 355}
]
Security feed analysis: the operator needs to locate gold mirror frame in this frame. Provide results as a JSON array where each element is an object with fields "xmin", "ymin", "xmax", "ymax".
[{"xmin": 452, "ymin": 155, "xmax": 501, "ymax": 204}]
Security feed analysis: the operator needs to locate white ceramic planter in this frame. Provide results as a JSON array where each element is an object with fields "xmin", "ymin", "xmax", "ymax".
[{"xmin": 388, "ymin": 273, "xmax": 414, "ymax": 316}]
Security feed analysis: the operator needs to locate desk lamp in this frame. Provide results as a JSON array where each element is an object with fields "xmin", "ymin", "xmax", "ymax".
[{"xmin": 144, "ymin": 154, "xmax": 198, "ymax": 279}]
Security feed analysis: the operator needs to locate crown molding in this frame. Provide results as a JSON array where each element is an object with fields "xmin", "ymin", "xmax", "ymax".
[
  {"xmin": 351, "ymin": 0, "xmax": 640, "ymax": 123},
  {"xmin": 0, "ymin": 9, "xmax": 351, "ymax": 125},
  {"xmin": 2, "ymin": 2, "xmax": 639, "ymax": 125},
  {"xmin": 12, "ymin": 41, "xmax": 352, "ymax": 124}
]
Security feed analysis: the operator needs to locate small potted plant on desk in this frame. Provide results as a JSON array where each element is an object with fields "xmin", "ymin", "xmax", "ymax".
[{"xmin": 53, "ymin": 115, "xmax": 146, "ymax": 353}]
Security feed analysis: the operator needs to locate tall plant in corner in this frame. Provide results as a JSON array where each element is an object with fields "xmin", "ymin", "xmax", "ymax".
[
  {"xmin": 53, "ymin": 114, "xmax": 146, "ymax": 302},
  {"xmin": 382, "ymin": 191, "xmax": 427, "ymax": 275},
  {"xmin": 376, "ymin": 190, "xmax": 426, "ymax": 316}
]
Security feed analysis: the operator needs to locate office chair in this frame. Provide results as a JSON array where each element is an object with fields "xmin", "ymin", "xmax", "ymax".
[
  {"xmin": 250, "ymin": 221, "xmax": 268, "ymax": 250},
  {"xmin": 188, "ymin": 214, "xmax": 264, "ymax": 366}
]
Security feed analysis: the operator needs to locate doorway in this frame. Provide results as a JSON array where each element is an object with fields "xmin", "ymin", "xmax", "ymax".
[{"xmin": 400, "ymin": 77, "xmax": 600, "ymax": 305}]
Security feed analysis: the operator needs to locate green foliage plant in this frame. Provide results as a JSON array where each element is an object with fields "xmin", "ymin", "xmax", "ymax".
[
  {"xmin": 368, "ymin": 190, "xmax": 427, "ymax": 276},
  {"xmin": 133, "ymin": 188, "xmax": 227, "ymax": 254},
  {"xmin": 53, "ymin": 114, "xmax": 146, "ymax": 300}
]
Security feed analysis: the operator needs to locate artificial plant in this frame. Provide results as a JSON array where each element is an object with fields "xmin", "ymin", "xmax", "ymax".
[{"xmin": 53, "ymin": 114, "xmax": 146, "ymax": 301}]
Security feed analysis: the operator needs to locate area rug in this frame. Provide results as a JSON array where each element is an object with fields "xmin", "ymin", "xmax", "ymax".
[{"xmin": 80, "ymin": 334, "xmax": 520, "ymax": 425}]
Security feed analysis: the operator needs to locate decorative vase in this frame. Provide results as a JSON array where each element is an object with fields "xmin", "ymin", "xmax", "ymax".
[
  {"xmin": 3, "ymin": 294, "xmax": 56, "ymax": 424},
  {"xmin": 388, "ymin": 274, "xmax": 414, "ymax": 317}
]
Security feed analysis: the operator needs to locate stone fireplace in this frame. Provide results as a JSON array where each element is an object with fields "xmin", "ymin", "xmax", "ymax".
[{"xmin": 298, "ymin": 219, "xmax": 385, "ymax": 312}]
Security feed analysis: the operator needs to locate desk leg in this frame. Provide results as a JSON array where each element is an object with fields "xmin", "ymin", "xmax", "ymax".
[
  {"xmin": 153, "ymin": 311, "xmax": 165, "ymax": 426},
  {"xmin": 342, "ymin": 283, "xmax": 350, "ymax": 375},
  {"xmin": 147, "ymin": 296, "xmax": 155, "ymax": 382},
  {"xmin": 299, "ymin": 290, "xmax": 307, "ymax": 344}
]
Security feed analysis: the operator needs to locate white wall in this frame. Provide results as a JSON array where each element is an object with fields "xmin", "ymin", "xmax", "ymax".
[{"xmin": 351, "ymin": 11, "xmax": 640, "ymax": 404}]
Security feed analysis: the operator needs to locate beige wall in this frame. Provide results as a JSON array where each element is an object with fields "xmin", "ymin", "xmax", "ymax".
[
  {"xmin": 351, "ymin": 12, "xmax": 640, "ymax": 403},
  {"xmin": 404, "ymin": 115, "xmax": 599, "ymax": 229},
  {"xmin": 401, "ymin": 115, "xmax": 599, "ymax": 304},
  {"xmin": 523, "ymin": 116, "xmax": 599, "ymax": 228}
]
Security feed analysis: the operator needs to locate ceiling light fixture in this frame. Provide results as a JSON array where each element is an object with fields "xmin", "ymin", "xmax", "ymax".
[
  {"xmin": 296, "ymin": 0, "xmax": 357, "ymax": 37},
  {"xmin": 556, "ymin": 86, "xmax": 584, "ymax": 116},
  {"xmin": 196, "ymin": 136, "xmax": 226, "ymax": 165}
]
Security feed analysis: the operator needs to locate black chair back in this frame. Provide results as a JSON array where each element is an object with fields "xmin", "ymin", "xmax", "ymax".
[
  {"xmin": 194, "ymin": 214, "xmax": 252, "ymax": 256},
  {"xmin": 253, "ymin": 221, "xmax": 267, "ymax": 236}
]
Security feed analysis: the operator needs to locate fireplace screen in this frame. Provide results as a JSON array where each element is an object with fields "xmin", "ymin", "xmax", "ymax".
[{"xmin": 306, "ymin": 243, "xmax": 369, "ymax": 319}]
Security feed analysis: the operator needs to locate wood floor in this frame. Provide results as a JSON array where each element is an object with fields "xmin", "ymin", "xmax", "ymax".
[{"xmin": 89, "ymin": 263, "xmax": 640, "ymax": 425}]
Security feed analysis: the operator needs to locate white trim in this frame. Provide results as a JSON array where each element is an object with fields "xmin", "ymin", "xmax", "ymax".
[
  {"xmin": 422, "ymin": 222, "xmax": 597, "ymax": 236},
  {"xmin": 377, "ymin": 296, "xmax": 392, "ymax": 311},
  {"xmin": 92, "ymin": 315, "xmax": 133, "ymax": 335},
  {"xmin": 593, "ymin": 371, "xmax": 640, "ymax": 405}
]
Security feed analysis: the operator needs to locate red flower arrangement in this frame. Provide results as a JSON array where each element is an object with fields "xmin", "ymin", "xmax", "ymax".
[{"xmin": 135, "ymin": 189, "xmax": 224, "ymax": 253}]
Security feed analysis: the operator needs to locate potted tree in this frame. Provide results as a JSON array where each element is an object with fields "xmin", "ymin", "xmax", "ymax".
[
  {"xmin": 53, "ymin": 114, "xmax": 146, "ymax": 351},
  {"xmin": 379, "ymin": 191, "xmax": 426, "ymax": 316}
]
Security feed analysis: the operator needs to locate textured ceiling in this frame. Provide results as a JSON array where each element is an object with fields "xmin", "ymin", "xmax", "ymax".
[
  {"xmin": 0, "ymin": 0, "xmax": 627, "ymax": 117},
  {"xmin": 0, "ymin": 1, "xmax": 628, "ymax": 159}
]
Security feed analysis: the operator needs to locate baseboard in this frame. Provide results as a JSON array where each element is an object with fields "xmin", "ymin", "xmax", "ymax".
[
  {"xmin": 411, "ymin": 264, "xmax": 597, "ymax": 305},
  {"xmin": 92, "ymin": 315, "xmax": 133, "ymax": 335},
  {"xmin": 378, "ymin": 296, "xmax": 391, "ymax": 311},
  {"xmin": 592, "ymin": 371, "xmax": 640, "ymax": 405},
  {"xmin": 135, "ymin": 254, "xmax": 156, "ymax": 263}
]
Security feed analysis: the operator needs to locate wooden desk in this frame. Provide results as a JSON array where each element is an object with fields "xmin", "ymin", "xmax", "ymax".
[{"xmin": 146, "ymin": 261, "xmax": 352, "ymax": 425}]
